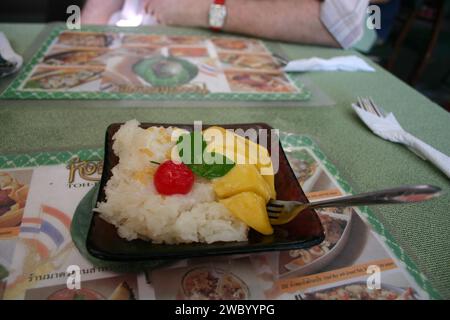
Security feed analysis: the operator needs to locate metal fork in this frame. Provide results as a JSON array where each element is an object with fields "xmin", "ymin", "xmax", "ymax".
[
  {"xmin": 267, "ymin": 184, "xmax": 442, "ymax": 225},
  {"xmin": 357, "ymin": 96, "xmax": 425, "ymax": 159},
  {"xmin": 357, "ymin": 96, "xmax": 386, "ymax": 117},
  {"xmin": 355, "ymin": 97, "xmax": 450, "ymax": 178}
]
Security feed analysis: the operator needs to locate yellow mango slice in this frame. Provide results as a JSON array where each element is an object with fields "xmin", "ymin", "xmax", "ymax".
[
  {"xmin": 220, "ymin": 192, "xmax": 273, "ymax": 235},
  {"xmin": 213, "ymin": 164, "xmax": 272, "ymax": 202},
  {"xmin": 204, "ymin": 126, "xmax": 276, "ymax": 199},
  {"xmin": 262, "ymin": 171, "xmax": 276, "ymax": 200}
]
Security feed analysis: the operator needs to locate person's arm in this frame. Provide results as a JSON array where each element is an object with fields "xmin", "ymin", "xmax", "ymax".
[
  {"xmin": 224, "ymin": 0, "xmax": 340, "ymax": 47},
  {"xmin": 146, "ymin": 0, "xmax": 340, "ymax": 47},
  {"xmin": 81, "ymin": 0, "xmax": 124, "ymax": 25}
]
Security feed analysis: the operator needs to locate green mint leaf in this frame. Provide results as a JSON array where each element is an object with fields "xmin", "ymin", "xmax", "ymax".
[{"xmin": 176, "ymin": 131, "xmax": 235, "ymax": 179}]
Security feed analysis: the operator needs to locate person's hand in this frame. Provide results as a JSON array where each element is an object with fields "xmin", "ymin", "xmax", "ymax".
[{"xmin": 145, "ymin": 0, "xmax": 210, "ymax": 27}]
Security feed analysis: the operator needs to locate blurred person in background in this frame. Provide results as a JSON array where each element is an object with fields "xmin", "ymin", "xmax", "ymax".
[{"xmin": 82, "ymin": 0, "xmax": 390, "ymax": 49}]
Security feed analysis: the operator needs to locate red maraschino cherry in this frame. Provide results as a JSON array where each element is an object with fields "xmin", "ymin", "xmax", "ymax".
[{"xmin": 153, "ymin": 160, "xmax": 194, "ymax": 195}]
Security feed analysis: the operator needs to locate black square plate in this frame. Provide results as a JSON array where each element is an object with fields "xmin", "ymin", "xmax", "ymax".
[{"xmin": 86, "ymin": 123, "xmax": 324, "ymax": 261}]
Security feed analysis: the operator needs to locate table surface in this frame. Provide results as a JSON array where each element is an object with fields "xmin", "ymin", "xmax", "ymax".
[{"xmin": 1, "ymin": 23, "xmax": 449, "ymax": 298}]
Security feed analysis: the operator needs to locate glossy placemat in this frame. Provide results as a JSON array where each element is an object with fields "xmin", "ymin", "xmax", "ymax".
[{"xmin": 1, "ymin": 25, "xmax": 312, "ymax": 102}]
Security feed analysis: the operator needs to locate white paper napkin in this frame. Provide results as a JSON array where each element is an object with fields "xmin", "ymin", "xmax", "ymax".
[
  {"xmin": 0, "ymin": 32, "xmax": 23, "ymax": 77},
  {"xmin": 352, "ymin": 104, "xmax": 450, "ymax": 178},
  {"xmin": 284, "ymin": 55, "xmax": 375, "ymax": 73},
  {"xmin": 109, "ymin": 0, "xmax": 158, "ymax": 26}
]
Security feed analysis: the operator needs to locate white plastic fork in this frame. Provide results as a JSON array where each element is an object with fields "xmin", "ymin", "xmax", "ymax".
[{"xmin": 353, "ymin": 97, "xmax": 450, "ymax": 178}]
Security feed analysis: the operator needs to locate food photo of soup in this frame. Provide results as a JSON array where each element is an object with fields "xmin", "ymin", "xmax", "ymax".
[{"xmin": 181, "ymin": 267, "xmax": 250, "ymax": 300}]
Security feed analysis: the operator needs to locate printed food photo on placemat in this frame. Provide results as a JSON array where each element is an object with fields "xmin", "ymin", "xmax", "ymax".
[
  {"xmin": 302, "ymin": 281, "xmax": 418, "ymax": 300},
  {"xmin": 286, "ymin": 148, "xmax": 343, "ymax": 200},
  {"xmin": 276, "ymin": 209, "xmax": 352, "ymax": 278},
  {"xmin": 21, "ymin": 66, "xmax": 104, "ymax": 91},
  {"xmin": 40, "ymin": 46, "xmax": 110, "ymax": 67},
  {"xmin": 169, "ymin": 47, "xmax": 209, "ymax": 58},
  {"xmin": 262, "ymin": 256, "xmax": 424, "ymax": 300},
  {"xmin": 0, "ymin": 170, "xmax": 33, "ymax": 239},
  {"xmin": 180, "ymin": 267, "xmax": 249, "ymax": 300},
  {"xmin": 211, "ymin": 37, "xmax": 268, "ymax": 53},
  {"xmin": 298, "ymin": 264, "xmax": 421, "ymax": 301},
  {"xmin": 151, "ymin": 258, "xmax": 265, "ymax": 300},
  {"xmin": 166, "ymin": 36, "xmax": 206, "ymax": 45},
  {"xmin": 24, "ymin": 274, "xmax": 137, "ymax": 300},
  {"xmin": 116, "ymin": 45, "xmax": 162, "ymax": 57},
  {"xmin": 218, "ymin": 52, "xmax": 282, "ymax": 72},
  {"xmin": 56, "ymin": 31, "xmax": 117, "ymax": 48},
  {"xmin": 224, "ymin": 70, "xmax": 298, "ymax": 93},
  {"xmin": 100, "ymin": 55, "xmax": 207, "ymax": 93},
  {"xmin": 132, "ymin": 56, "xmax": 199, "ymax": 87},
  {"xmin": 121, "ymin": 34, "xmax": 169, "ymax": 46}
]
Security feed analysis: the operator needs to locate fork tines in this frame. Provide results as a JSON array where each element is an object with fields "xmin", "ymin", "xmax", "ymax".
[
  {"xmin": 368, "ymin": 97, "xmax": 386, "ymax": 117},
  {"xmin": 267, "ymin": 202, "xmax": 284, "ymax": 217},
  {"xmin": 357, "ymin": 96, "xmax": 386, "ymax": 118},
  {"xmin": 267, "ymin": 206, "xmax": 283, "ymax": 213}
]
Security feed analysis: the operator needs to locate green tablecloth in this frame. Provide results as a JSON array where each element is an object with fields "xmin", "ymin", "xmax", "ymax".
[{"xmin": 1, "ymin": 23, "xmax": 449, "ymax": 298}]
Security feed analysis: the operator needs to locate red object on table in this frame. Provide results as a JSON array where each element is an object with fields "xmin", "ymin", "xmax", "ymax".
[{"xmin": 154, "ymin": 160, "xmax": 195, "ymax": 195}]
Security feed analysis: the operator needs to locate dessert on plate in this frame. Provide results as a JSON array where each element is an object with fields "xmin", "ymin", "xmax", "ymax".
[{"xmin": 95, "ymin": 120, "xmax": 277, "ymax": 244}]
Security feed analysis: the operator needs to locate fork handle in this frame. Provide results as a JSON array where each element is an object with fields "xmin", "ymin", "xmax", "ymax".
[
  {"xmin": 307, "ymin": 184, "xmax": 442, "ymax": 209},
  {"xmin": 404, "ymin": 133, "xmax": 450, "ymax": 179}
]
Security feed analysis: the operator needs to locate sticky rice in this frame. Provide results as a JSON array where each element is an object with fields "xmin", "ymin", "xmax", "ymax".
[{"xmin": 95, "ymin": 119, "xmax": 248, "ymax": 244}]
